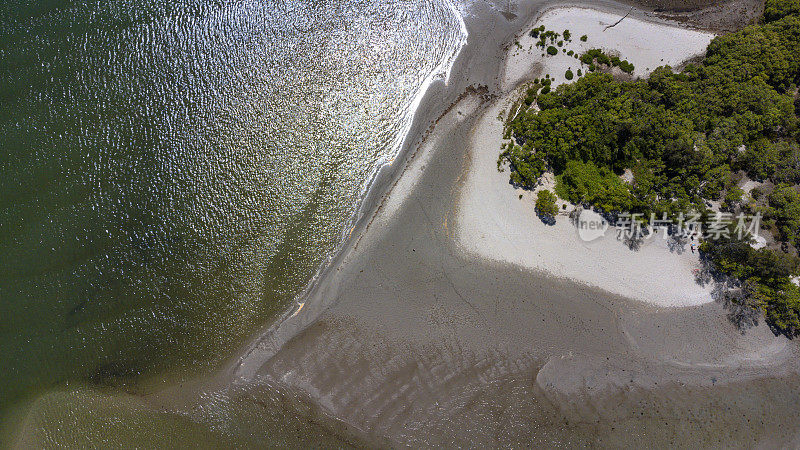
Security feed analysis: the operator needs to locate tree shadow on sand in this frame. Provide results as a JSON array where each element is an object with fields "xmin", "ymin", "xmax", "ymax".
[
  {"xmin": 621, "ymin": 232, "xmax": 645, "ymax": 251},
  {"xmin": 695, "ymin": 253, "xmax": 761, "ymax": 334},
  {"xmin": 667, "ymin": 231, "xmax": 689, "ymax": 254},
  {"xmin": 536, "ymin": 210, "xmax": 556, "ymax": 226}
]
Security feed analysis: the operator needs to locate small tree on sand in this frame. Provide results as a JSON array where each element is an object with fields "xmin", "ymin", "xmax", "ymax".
[{"xmin": 535, "ymin": 189, "xmax": 559, "ymax": 224}]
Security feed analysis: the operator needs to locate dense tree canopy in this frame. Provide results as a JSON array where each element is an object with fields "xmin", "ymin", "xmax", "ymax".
[
  {"xmin": 764, "ymin": 0, "xmax": 800, "ymax": 22},
  {"xmin": 500, "ymin": 0, "xmax": 800, "ymax": 337}
]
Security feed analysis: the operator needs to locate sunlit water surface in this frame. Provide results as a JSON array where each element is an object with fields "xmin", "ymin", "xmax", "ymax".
[{"xmin": 0, "ymin": 0, "xmax": 465, "ymax": 443}]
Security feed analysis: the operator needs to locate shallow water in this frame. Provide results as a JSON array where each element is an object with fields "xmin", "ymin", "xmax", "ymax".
[{"xmin": 0, "ymin": 0, "xmax": 464, "ymax": 440}]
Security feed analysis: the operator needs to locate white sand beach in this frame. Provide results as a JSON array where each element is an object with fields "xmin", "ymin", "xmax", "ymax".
[
  {"xmin": 457, "ymin": 7, "xmax": 717, "ymax": 307},
  {"xmin": 503, "ymin": 6, "xmax": 715, "ymax": 88}
]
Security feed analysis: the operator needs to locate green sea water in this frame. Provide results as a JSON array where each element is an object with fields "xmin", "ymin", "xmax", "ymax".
[{"xmin": 0, "ymin": 0, "xmax": 464, "ymax": 443}]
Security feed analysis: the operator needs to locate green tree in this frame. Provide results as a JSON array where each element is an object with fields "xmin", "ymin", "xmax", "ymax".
[
  {"xmin": 764, "ymin": 0, "xmax": 800, "ymax": 21},
  {"xmin": 723, "ymin": 186, "xmax": 745, "ymax": 211},
  {"xmin": 559, "ymin": 160, "xmax": 633, "ymax": 213},
  {"xmin": 767, "ymin": 184, "xmax": 800, "ymax": 245},
  {"xmin": 535, "ymin": 189, "xmax": 559, "ymax": 222}
]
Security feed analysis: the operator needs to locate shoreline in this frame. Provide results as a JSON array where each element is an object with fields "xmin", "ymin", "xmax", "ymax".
[
  {"xmin": 13, "ymin": 0, "xmax": 795, "ymax": 446},
  {"xmin": 229, "ymin": 0, "xmax": 723, "ymax": 382},
  {"xmin": 208, "ymin": 1, "xmax": 800, "ymax": 447},
  {"xmin": 276, "ymin": 0, "xmax": 760, "ymax": 349}
]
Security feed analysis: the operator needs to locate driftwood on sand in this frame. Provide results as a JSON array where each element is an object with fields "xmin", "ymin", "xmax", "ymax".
[{"xmin": 604, "ymin": 7, "xmax": 634, "ymax": 30}]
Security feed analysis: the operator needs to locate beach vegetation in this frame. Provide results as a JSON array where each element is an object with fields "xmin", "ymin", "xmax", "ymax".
[
  {"xmin": 580, "ymin": 49, "xmax": 635, "ymax": 74},
  {"xmin": 535, "ymin": 189, "xmax": 559, "ymax": 222},
  {"xmin": 536, "ymin": 28, "xmax": 563, "ymax": 50},
  {"xmin": 767, "ymin": 185, "xmax": 800, "ymax": 246},
  {"xmin": 701, "ymin": 232, "xmax": 800, "ymax": 335},
  {"xmin": 523, "ymin": 83, "xmax": 543, "ymax": 106},
  {"xmin": 722, "ymin": 186, "xmax": 745, "ymax": 211},
  {"xmin": 500, "ymin": 0, "xmax": 800, "ymax": 337},
  {"xmin": 764, "ymin": 0, "xmax": 800, "ymax": 22},
  {"xmin": 530, "ymin": 25, "xmax": 546, "ymax": 38},
  {"xmin": 558, "ymin": 160, "xmax": 634, "ymax": 213}
]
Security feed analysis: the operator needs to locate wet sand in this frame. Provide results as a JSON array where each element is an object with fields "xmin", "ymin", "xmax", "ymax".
[
  {"xmin": 221, "ymin": 1, "xmax": 800, "ymax": 447},
  {"xmin": 13, "ymin": 0, "xmax": 795, "ymax": 446},
  {"xmin": 6, "ymin": 0, "xmax": 800, "ymax": 447}
]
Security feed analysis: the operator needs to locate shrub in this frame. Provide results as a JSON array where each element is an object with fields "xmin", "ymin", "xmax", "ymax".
[
  {"xmin": 563, "ymin": 29, "xmax": 571, "ymax": 40},
  {"xmin": 546, "ymin": 46, "xmax": 558, "ymax": 55},
  {"xmin": 535, "ymin": 189, "xmax": 559, "ymax": 221},
  {"xmin": 618, "ymin": 60, "xmax": 635, "ymax": 74},
  {"xmin": 581, "ymin": 48, "xmax": 611, "ymax": 65},
  {"xmin": 580, "ymin": 34, "xmax": 588, "ymax": 41},
  {"xmin": 523, "ymin": 85, "xmax": 540, "ymax": 106},
  {"xmin": 580, "ymin": 49, "xmax": 634, "ymax": 73},
  {"xmin": 565, "ymin": 69, "xmax": 574, "ymax": 80}
]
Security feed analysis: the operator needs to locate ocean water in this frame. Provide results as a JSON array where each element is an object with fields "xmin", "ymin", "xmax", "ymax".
[{"xmin": 0, "ymin": 0, "xmax": 465, "ymax": 442}]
